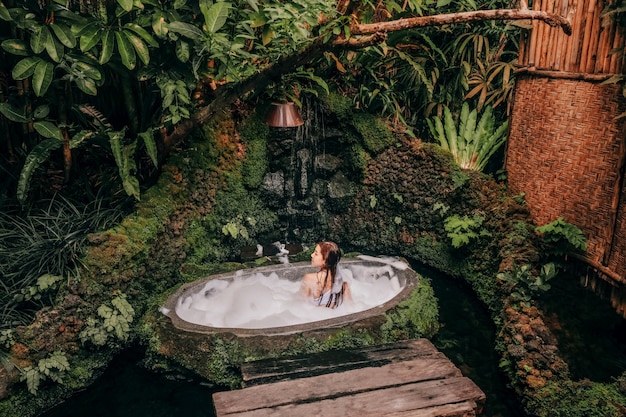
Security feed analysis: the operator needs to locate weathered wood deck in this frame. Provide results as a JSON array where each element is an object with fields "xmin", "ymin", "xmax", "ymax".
[{"xmin": 212, "ymin": 339, "xmax": 486, "ymax": 417}]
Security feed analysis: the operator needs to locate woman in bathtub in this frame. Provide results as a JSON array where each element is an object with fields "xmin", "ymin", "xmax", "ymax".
[{"xmin": 300, "ymin": 241, "xmax": 351, "ymax": 308}]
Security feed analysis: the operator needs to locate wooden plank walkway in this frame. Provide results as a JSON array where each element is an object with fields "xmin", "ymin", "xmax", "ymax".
[{"xmin": 212, "ymin": 339, "xmax": 486, "ymax": 417}]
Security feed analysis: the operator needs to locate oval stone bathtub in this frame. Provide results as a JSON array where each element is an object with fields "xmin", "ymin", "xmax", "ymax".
[
  {"xmin": 161, "ymin": 256, "xmax": 418, "ymax": 337},
  {"xmin": 150, "ymin": 255, "xmax": 436, "ymax": 386}
]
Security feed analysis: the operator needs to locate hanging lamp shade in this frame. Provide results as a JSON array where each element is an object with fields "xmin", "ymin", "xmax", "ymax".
[{"xmin": 265, "ymin": 102, "xmax": 304, "ymax": 127}]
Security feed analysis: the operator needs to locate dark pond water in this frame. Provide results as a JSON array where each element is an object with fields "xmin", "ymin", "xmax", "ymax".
[
  {"xmin": 40, "ymin": 262, "xmax": 525, "ymax": 417},
  {"xmin": 536, "ymin": 271, "xmax": 626, "ymax": 381}
]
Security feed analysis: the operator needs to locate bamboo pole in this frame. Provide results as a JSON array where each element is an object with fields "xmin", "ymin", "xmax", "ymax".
[
  {"xmin": 553, "ymin": 0, "xmax": 568, "ymax": 70},
  {"xmin": 557, "ymin": 0, "xmax": 571, "ymax": 70},
  {"xmin": 569, "ymin": 0, "xmax": 588, "ymax": 71},
  {"xmin": 609, "ymin": 24, "xmax": 624, "ymax": 73},
  {"xmin": 599, "ymin": 19, "xmax": 616, "ymax": 73},
  {"xmin": 519, "ymin": 28, "xmax": 528, "ymax": 66},
  {"xmin": 537, "ymin": 0, "xmax": 554, "ymax": 69},
  {"xmin": 580, "ymin": 0, "xmax": 598, "ymax": 73},
  {"xmin": 585, "ymin": 2, "xmax": 602, "ymax": 73},
  {"xmin": 527, "ymin": 0, "xmax": 542, "ymax": 66},
  {"xmin": 580, "ymin": 0, "xmax": 600, "ymax": 73},
  {"xmin": 546, "ymin": 0, "xmax": 560, "ymax": 69}
]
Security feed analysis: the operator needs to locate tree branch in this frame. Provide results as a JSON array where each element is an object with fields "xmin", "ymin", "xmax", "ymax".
[
  {"xmin": 163, "ymin": 7, "xmax": 573, "ymax": 150},
  {"xmin": 351, "ymin": 8, "xmax": 573, "ymax": 36}
]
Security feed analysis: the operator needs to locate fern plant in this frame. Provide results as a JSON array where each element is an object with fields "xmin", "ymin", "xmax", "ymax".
[
  {"xmin": 21, "ymin": 350, "xmax": 70, "ymax": 395},
  {"xmin": 536, "ymin": 217, "xmax": 587, "ymax": 256},
  {"xmin": 427, "ymin": 101, "xmax": 508, "ymax": 171},
  {"xmin": 79, "ymin": 293, "xmax": 135, "ymax": 347},
  {"xmin": 444, "ymin": 214, "xmax": 492, "ymax": 248}
]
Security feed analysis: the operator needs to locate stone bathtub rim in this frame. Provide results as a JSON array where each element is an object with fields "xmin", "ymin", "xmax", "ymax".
[{"xmin": 162, "ymin": 257, "xmax": 418, "ymax": 337}]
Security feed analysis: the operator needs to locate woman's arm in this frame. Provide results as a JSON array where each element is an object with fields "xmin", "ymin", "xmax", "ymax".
[
  {"xmin": 300, "ymin": 273, "xmax": 318, "ymax": 298},
  {"xmin": 342, "ymin": 282, "xmax": 352, "ymax": 302}
]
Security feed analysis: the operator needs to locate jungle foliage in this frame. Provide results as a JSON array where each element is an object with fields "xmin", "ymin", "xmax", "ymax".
[{"xmin": 0, "ymin": 0, "xmax": 517, "ymax": 210}]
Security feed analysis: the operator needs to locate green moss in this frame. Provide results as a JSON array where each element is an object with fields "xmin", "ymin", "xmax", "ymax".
[
  {"xmin": 382, "ymin": 275, "xmax": 440, "ymax": 342},
  {"xmin": 343, "ymin": 143, "xmax": 371, "ymax": 180},
  {"xmin": 352, "ymin": 113, "xmax": 395, "ymax": 154},
  {"xmin": 239, "ymin": 113, "xmax": 270, "ymax": 190},
  {"xmin": 527, "ymin": 380, "xmax": 626, "ymax": 417},
  {"xmin": 324, "ymin": 91, "xmax": 354, "ymax": 121}
]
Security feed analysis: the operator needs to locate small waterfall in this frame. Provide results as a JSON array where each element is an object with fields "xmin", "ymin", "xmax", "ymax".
[{"xmin": 262, "ymin": 97, "xmax": 350, "ymax": 244}]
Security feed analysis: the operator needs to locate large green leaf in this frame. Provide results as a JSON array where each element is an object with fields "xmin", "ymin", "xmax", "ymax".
[
  {"xmin": 45, "ymin": 35, "xmax": 64, "ymax": 63},
  {"xmin": 17, "ymin": 139, "xmax": 63, "ymax": 204},
  {"xmin": 75, "ymin": 77, "xmax": 97, "ymax": 96},
  {"xmin": 74, "ymin": 60, "xmax": 102, "ymax": 81},
  {"xmin": 0, "ymin": 103, "xmax": 29, "ymax": 123},
  {"xmin": 31, "ymin": 26, "xmax": 50, "ymax": 54},
  {"xmin": 1, "ymin": 39, "xmax": 29, "ymax": 56},
  {"xmin": 115, "ymin": 30, "xmax": 136, "ymax": 70},
  {"xmin": 203, "ymin": 1, "xmax": 231, "ymax": 34},
  {"xmin": 108, "ymin": 132, "xmax": 140, "ymax": 200},
  {"xmin": 168, "ymin": 21, "xmax": 204, "ymax": 40},
  {"xmin": 117, "ymin": 0, "xmax": 134, "ymax": 12},
  {"xmin": 124, "ymin": 23, "xmax": 158, "ymax": 47},
  {"xmin": 50, "ymin": 23, "xmax": 76, "ymax": 48},
  {"xmin": 12, "ymin": 57, "xmax": 40, "ymax": 80},
  {"xmin": 32, "ymin": 60, "xmax": 54, "ymax": 97},
  {"xmin": 175, "ymin": 39, "xmax": 189, "ymax": 62},
  {"xmin": 138, "ymin": 129, "xmax": 158, "ymax": 167},
  {"xmin": 124, "ymin": 30, "xmax": 150, "ymax": 65},
  {"xmin": 33, "ymin": 121, "xmax": 63, "ymax": 140},
  {"xmin": 0, "ymin": 2, "xmax": 11, "ymax": 21},
  {"xmin": 152, "ymin": 10, "xmax": 168, "ymax": 38},
  {"xmin": 69, "ymin": 130, "xmax": 94, "ymax": 149},
  {"xmin": 79, "ymin": 26, "xmax": 102, "ymax": 52},
  {"xmin": 99, "ymin": 30, "xmax": 114, "ymax": 64}
]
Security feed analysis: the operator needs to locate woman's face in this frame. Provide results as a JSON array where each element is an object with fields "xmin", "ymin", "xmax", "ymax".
[{"xmin": 310, "ymin": 244, "xmax": 325, "ymax": 268}]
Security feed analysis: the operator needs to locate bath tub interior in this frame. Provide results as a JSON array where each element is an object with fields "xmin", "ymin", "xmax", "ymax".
[{"xmin": 162, "ymin": 256, "xmax": 418, "ymax": 336}]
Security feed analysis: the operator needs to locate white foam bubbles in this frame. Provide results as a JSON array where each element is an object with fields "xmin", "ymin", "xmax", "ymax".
[{"xmin": 173, "ymin": 261, "xmax": 408, "ymax": 329}]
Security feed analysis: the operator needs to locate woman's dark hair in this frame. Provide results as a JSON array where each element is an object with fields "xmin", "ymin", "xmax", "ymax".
[{"xmin": 317, "ymin": 241, "xmax": 344, "ymax": 308}]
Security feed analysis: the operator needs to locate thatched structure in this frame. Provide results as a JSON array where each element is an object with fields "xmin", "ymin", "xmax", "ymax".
[{"xmin": 507, "ymin": 0, "xmax": 626, "ymax": 314}]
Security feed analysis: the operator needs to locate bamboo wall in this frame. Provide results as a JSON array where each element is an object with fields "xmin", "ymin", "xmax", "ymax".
[
  {"xmin": 518, "ymin": 0, "xmax": 625, "ymax": 74},
  {"xmin": 507, "ymin": 0, "xmax": 626, "ymax": 314}
]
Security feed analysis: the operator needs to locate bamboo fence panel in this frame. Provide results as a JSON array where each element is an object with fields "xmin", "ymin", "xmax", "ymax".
[
  {"xmin": 507, "ymin": 77, "xmax": 626, "ymax": 285},
  {"xmin": 518, "ymin": 0, "xmax": 625, "ymax": 74}
]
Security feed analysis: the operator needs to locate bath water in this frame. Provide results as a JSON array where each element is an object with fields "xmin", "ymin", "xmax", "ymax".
[{"xmin": 174, "ymin": 259, "xmax": 405, "ymax": 329}]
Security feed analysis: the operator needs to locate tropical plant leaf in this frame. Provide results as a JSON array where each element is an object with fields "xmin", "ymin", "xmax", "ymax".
[
  {"xmin": 75, "ymin": 77, "xmax": 97, "ymax": 96},
  {"xmin": 108, "ymin": 131, "xmax": 140, "ymax": 200},
  {"xmin": 12, "ymin": 57, "xmax": 40, "ymax": 80},
  {"xmin": 49, "ymin": 23, "xmax": 76, "ymax": 48},
  {"xmin": 0, "ymin": 2, "xmax": 10, "ymax": 21},
  {"xmin": 138, "ymin": 129, "xmax": 158, "ymax": 167},
  {"xmin": 79, "ymin": 25, "xmax": 101, "ymax": 52},
  {"xmin": 30, "ymin": 26, "xmax": 50, "ymax": 54},
  {"xmin": 124, "ymin": 23, "xmax": 159, "ymax": 47},
  {"xmin": 151, "ymin": 10, "xmax": 168, "ymax": 38},
  {"xmin": 0, "ymin": 103, "xmax": 29, "ymax": 123},
  {"xmin": 1, "ymin": 39, "xmax": 29, "ymax": 56},
  {"xmin": 69, "ymin": 130, "xmax": 94, "ymax": 149},
  {"xmin": 175, "ymin": 39, "xmax": 190, "ymax": 62},
  {"xmin": 203, "ymin": 1, "xmax": 231, "ymax": 34},
  {"xmin": 124, "ymin": 30, "xmax": 150, "ymax": 65},
  {"xmin": 17, "ymin": 139, "xmax": 63, "ymax": 204},
  {"xmin": 32, "ymin": 60, "xmax": 54, "ymax": 97},
  {"xmin": 99, "ymin": 30, "xmax": 114, "ymax": 64},
  {"xmin": 73, "ymin": 60, "xmax": 102, "ymax": 81},
  {"xmin": 168, "ymin": 21, "xmax": 204, "ymax": 40},
  {"xmin": 34, "ymin": 121, "xmax": 63, "ymax": 140},
  {"xmin": 117, "ymin": 0, "xmax": 134, "ymax": 12},
  {"xmin": 115, "ymin": 30, "xmax": 136, "ymax": 70},
  {"xmin": 45, "ymin": 35, "xmax": 64, "ymax": 63}
]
